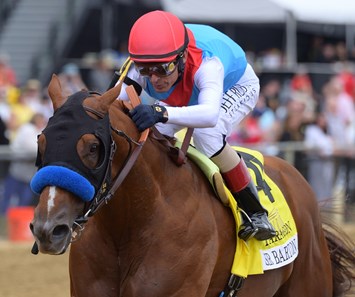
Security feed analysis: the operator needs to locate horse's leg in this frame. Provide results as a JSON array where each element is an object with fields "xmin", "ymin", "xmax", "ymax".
[
  {"xmin": 265, "ymin": 156, "xmax": 333, "ymax": 297},
  {"xmin": 69, "ymin": 220, "xmax": 120, "ymax": 297}
]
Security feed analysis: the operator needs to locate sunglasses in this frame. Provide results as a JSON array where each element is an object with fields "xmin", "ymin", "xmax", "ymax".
[{"xmin": 135, "ymin": 60, "xmax": 178, "ymax": 77}]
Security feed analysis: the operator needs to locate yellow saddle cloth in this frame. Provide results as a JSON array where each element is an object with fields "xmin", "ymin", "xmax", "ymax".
[{"xmin": 177, "ymin": 142, "xmax": 298, "ymax": 278}]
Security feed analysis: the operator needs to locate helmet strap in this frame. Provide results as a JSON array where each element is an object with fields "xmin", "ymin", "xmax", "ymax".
[{"xmin": 174, "ymin": 51, "xmax": 186, "ymax": 86}]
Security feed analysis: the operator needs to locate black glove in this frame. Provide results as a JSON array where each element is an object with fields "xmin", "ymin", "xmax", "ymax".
[{"xmin": 129, "ymin": 104, "xmax": 168, "ymax": 132}]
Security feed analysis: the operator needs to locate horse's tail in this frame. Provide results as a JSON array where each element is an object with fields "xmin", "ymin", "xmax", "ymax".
[{"xmin": 321, "ymin": 214, "xmax": 355, "ymax": 297}]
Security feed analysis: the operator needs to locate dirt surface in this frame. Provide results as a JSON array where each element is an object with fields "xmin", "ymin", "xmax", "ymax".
[
  {"xmin": 0, "ymin": 241, "xmax": 70, "ymax": 297},
  {"xmin": 0, "ymin": 224, "xmax": 354, "ymax": 297}
]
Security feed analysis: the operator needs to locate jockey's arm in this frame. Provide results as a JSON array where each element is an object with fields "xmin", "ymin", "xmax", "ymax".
[
  {"xmin": 118, "ymin": 57, "xmax": 224, "ymax": 128},
  {"xmin": 166, "ymin": 57, "xmax": 224, "ymax": 128}
]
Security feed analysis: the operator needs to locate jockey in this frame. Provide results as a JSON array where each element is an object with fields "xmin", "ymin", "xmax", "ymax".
[{"xmin": 119, "ymin": 10, "xmax": 276, "ymax": 241}]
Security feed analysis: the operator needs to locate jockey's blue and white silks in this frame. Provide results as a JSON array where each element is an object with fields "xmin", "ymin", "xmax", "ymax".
[
  {"xmin": 144, "ymin": 24, "xmax": 248, "ymax": 106},
  {"xmin": 30, "ymin": 165, "xmax": 95, "ymax": 201},
  {"xmin": 119, "ymin": 23, "xmax": 259, "ymax": 157}
]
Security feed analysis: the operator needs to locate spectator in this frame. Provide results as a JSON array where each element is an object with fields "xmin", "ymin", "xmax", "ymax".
[
  {"xmin": 0, "ymin": 115, "xmax": 10, "ymax": 185},
  {"xmin": 322, "ymin": 77, "xmax": 355, "ymax": 204},
  {"xmin": 7, "ymin": 92, "xmax": 35, "ymax": 141},
  {"xmin": 87, "ymin": 52, "xmax": 114, "ymax": 93},
  {"xmin": 260, "ymin": 78, "xmax": 282, "ymax": 113},
  {"xmin": 259, "ymin": 48, "xmax": 283, "ymax": 69},
  {"xmin": 0, "ymin": 113, "xmax": 47, "ymax": 215},
  {"xmin": 229, "ymin": 94, "xmax": 280, "ymax": 144},
  {"xmin": 289, "ymin": 70, "xmax": 317, "ymax": 123},
  {"xmin": 20, "ymin": 79, "xmax": 53, "ymax": 121},
  {"xmin": 59, "ymin": 63, "xmax": 86, "ymax": 97},
  {"xmin": 324, "ymin": 76, "xmax": 355, "ymax": 147},
  {"xmin": 5, "ymin": 79, "xmax": 49, "ymax": 141},
  {"xmin": 290, "ymin": 71, "xmax": 313, "ymax": 94},
  {"xmin": 278, "ymin": 99, "xmax": 308, "ymax": 175},
  {"xmin": 336, "ymin": 67, "xmax": 355, "ymax": 101},
  {"xmin": 229, "ymin": 113, "xmax": 263, "ymax": 145},
  {"xmin": 278, "ymin": 99, "xmax": 306, "ymax": 142},
  {"xmin": 39, "ymin": 89, "xmax": 54, "ymax": 120},
  {"xmin": 304, "ymin": 111, "xmax": 335, "ymax": 204},
  {"xmin": 308, "ymin": 36, "xmax": 324, "ymax": 62},
  {"xmin": 0, "ymin": 53, "xmax": 17, "ymax": 88},
  {"xmin": 316, "ymin": 43, "xmax": 337, "ymax": 63},
  {"xmin": 335, "ymin": 42, "xmax": 348, "ymax": 62},
  {"xmin": 21, "ymin": 79, "xmax": 46, "ymax": 115},
  {"xmin": 0, "ymin": 115, "xmax": 8, "ymax": 145},
  {"xmin": 0, "ymin": 86, "xmax": 11, "ymax": 124}
]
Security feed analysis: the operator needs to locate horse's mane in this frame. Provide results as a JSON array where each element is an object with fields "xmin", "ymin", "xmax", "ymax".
[
  {"xmin": 108, "ymin": 99, "xmax": 141, "ymax": 137},
  {"xmin": 110, "ymin": 99, "xmax": 188, "ymax": 166},
  {"xmin": 111, "ymin": 99, "xmax": 131, "ymax": 117}
]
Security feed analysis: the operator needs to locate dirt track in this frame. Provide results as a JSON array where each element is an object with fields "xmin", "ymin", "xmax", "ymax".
[
  {"xmin": 0, "ymin": 224, "xmax": 354, "ymax": 297},
  {"xmin": 0, "ymin": 241, "xmax": 69, "ymax": 297}
]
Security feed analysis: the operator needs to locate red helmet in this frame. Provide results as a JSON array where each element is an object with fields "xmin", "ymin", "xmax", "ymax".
[{"xmin": 128, "ymin": 10, "xmax": 189, "ymax": 63}]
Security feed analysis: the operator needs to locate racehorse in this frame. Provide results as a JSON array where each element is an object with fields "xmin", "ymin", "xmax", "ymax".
[{"xmin": 30, "ymin": 74, "xmax": 355, "ymax": 297}]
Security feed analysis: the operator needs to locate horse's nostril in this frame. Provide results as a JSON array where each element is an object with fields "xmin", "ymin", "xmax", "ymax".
[
  {"xmin": 29, "ymin": 222, "xmax": 34, "ymax": 233},
  {"xmin": 53, "ymin": 225, "xmax": 70, "ymax": 237}
]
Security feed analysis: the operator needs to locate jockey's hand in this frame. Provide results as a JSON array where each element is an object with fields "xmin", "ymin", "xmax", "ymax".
[{"xmin": 129, "ymin": 104, "xmax": 168, "ymax": 132}]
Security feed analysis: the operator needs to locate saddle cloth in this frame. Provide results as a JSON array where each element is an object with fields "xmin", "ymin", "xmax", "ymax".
[{"xmin": 176, "ymin": 141, "xmax": 299, "ymax": 278}]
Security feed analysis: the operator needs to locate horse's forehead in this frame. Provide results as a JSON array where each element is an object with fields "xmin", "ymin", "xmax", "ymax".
[
  {"xmin": 36, "ymin": 186, "xmax": 84, "ymax": 217},
  {"xmin": 36, "ymin": 186, "xmax": 60, "ymax": 213}
]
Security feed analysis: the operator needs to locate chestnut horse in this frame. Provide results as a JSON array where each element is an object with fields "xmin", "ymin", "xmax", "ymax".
[{"xmin": 30, "ymin": 75, "xmax": 355, "ymax": 297}]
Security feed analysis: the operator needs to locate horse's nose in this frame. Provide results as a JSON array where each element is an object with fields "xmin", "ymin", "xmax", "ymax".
[
  {"xmin": 30, "ymin": 220, "xmax": 70, "ymax": 244},
  {"xmin": 30, "ymin": 220, "xmax": 72, "ymax": 254}
]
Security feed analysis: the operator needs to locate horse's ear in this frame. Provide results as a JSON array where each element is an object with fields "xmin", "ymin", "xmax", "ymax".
[
  {"xmin": 48, "ymin": 74, "xmax": 66, "ymax": 111},
  {"xmin": 98, "ymin": 81, "xmax": 123, "ymax": 112}
]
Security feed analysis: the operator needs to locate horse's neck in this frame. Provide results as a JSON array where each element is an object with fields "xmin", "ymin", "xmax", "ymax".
[
  {"xmin": 106, "ymin": 109, "xmax": 211, "ymax": 238},
  {"xmin": 106, "ymin": 137, "xmax": 175, "ymax": 223}
]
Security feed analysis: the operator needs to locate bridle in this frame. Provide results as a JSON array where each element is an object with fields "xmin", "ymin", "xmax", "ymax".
[
  {"xmin": 72, "ymin": 87, "xmax": 149, "ymax": 236},
  {"xmin": 31, "ymin": 86, "xmax": 147, "ymax": 254}
]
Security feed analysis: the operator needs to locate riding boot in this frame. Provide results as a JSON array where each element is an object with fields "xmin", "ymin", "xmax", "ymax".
[{"xmin": 221, "ymin": 157, "xmax": 276, "ymax": 241}]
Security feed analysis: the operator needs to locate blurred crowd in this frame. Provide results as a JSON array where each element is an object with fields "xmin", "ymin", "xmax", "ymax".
[
  {"xmin": 0, "ymin": 38, "xmax": 354, "ymax": 214},
  {"xmin": 249, "ymin": 38, "xmax": 355, "ymax": 70},
  {"xmin": 229, "ymin": 39, "xmax": 355, "ymax": 204},
  {"xmin": 0, "ymin": 49, "xmax": 129, "ymax": 216}
]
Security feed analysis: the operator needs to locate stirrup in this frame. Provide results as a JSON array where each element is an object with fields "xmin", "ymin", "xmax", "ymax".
[
  {"xmin": 238, "ymin": 210, "xmax": 275, "ymax": 241},
  {"xmin": 238, "ymin": 222, "xmax": 259, "ymax": 241},
  {"xmin": 250, "ymin": 212, "xmax": 276, "ymax": 241},
  {"xmin": 237, "ymin": 209, "xmax": 259, "ymax": 241}
]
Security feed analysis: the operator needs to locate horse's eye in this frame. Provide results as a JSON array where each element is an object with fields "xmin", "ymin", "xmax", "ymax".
[{"xmin": 90, "ymin": 143, "xmax": 99, "ymax": 154}]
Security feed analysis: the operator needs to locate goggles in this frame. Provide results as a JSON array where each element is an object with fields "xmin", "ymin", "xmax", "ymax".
[{"xmin": 135, "ymin": 60, "xmax": 178, "ymax": 77}]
